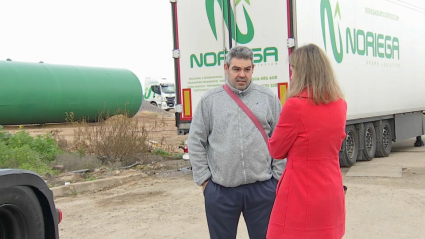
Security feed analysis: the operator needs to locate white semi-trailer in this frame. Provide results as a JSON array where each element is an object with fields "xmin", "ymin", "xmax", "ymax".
[{"xmin": 170, "ymin": 0, "xmax": 425, "ymax": 166}]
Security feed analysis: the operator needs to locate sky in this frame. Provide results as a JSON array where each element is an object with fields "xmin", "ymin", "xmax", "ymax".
[{"xmin": 0, "ymin": 0, "xmax": 175, "ymax": 87}]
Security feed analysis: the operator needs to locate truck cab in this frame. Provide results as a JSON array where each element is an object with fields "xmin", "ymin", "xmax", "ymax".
[{"xmin": 144, "ymin": 77, "xmax": 176, "ymax": 111}]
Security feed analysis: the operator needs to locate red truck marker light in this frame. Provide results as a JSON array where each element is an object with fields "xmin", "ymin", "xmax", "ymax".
[{"xmin": 58, "ymin": 208, "xmax": 63, "ymax": 224}]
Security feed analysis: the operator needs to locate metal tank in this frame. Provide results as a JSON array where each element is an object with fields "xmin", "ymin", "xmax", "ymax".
[{"xmin": 0, "ymin": 60, "xmax": 143, "ymax": 125}]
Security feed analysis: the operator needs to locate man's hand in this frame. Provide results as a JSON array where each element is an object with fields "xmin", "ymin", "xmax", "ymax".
[{"xmin": 202, "ymin": 180, "xmax": 209, "ymax": 192}]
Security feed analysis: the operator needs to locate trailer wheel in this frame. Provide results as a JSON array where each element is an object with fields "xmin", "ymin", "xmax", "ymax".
[
  {"xmin": 339, "ymin": 125, "xmax": 358, "ymax": 167},
  {"xmin": 376, "ymin": 120, "xmax": 392, "ymax": 157},
  {"xmin": 0, "ymin": 186, "xmax": 44, "ymax": 239},
  {"xmin": 363, "ymin": 122, "xmax": 376, "ymax": 160}
]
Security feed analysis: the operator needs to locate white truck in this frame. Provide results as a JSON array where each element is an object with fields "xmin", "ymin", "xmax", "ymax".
[
  {"xmin": 170, "ymin": 0, "xmax": 425, "ymax": 167},
  {"xmin": 143, "ymin": 77, "xmax": 176, "ymax": 111}
]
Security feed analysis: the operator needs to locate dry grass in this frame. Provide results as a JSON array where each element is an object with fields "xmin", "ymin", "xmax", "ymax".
[
  {"xmin": 45, "ymin": 109, "xmax": 188, "ymax": 171},
  {"xmin": 67, "ymin": 111, "xmax": 152, "ymax": 165}
]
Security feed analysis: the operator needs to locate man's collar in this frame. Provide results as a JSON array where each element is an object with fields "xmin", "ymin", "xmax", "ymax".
[{"xmin": 225, "ymin": 78, "xmax": 253, "ymax": 95}]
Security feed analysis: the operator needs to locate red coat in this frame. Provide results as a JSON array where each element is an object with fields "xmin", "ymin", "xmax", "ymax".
[{"xmin": 267, "ymin": 91, "xmax": 347, "ymax": 239}]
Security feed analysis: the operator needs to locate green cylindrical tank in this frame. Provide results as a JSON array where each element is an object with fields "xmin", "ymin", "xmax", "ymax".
[{"xmin": 0, "ymin": 60, "xmax": 143, "ymax": 125}]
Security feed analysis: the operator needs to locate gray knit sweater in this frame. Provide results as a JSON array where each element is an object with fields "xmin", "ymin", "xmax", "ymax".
[{"xmin": 187, "ymin": 80, "xmax": 286, "ymax": 187}]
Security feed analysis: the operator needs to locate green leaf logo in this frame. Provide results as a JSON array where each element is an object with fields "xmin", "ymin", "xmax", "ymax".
[
  {"xmin": 321, "ymin": 0, "xmax": 343, "ymax": 63},
  {"xmin": 236, "ymin": 0, "xmax": 250, "ymax": 6},
  {"xmin": 144, "ymin": 87, "xmax": 152, "ymax": 99},
  {"xmin": 206, "ymin": 0, "xmax": 254, "ymax": 44}
]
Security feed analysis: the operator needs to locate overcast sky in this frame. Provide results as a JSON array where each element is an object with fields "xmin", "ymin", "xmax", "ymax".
[{"xmin": 0, "ymin": 0, "xmax": 175, "ymax": 86}]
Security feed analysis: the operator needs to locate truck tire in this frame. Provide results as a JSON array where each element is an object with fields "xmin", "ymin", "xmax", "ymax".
[
  {"xmin": 150, "ymin": 102, "xmax": 158, "ymax": 107},
  {"xmin": 0, "ymin": 186, "xmax": 44, "ymax": 239},
  {"xmin": 339, "ymin": 125, "xmax": 358, "ymax": 167},
  {"xmin": 363, "ymin": 122, "xmax": 376, "ymax": 160},
  {"xmin": 376, "ymin": 120, "xmax": 392, "ymax": 157}
]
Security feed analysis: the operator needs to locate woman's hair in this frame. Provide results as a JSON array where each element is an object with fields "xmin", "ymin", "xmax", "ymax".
[{"xmin": 287, "ymin": 44, "xmax": 344, "ymax": 104}]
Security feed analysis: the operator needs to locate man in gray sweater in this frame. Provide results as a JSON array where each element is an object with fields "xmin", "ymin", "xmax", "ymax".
[{"xmin": 187, "ymin": 46, "xmax": 286, "ymax": 239}]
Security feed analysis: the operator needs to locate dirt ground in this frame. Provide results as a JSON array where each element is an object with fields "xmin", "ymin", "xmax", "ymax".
[{"xmin": 53, "ymin": 137, "xmax": 425, "ymax": 239}]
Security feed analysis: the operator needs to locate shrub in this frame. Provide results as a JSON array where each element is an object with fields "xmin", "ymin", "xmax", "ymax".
[
  {"xmin": 0, "ymin": 141, "xmax": 56, "ymax": 176},
  {"xmin": 0, "ymin": 126, "xmax": 12, "ymax": 141},
  {"xmin": 32, "ymin": 134, "xmax": 63, "ymax": 161},
  {"xmin": 4, "ymin": 130, "xmax": 62, "ymax": 162},
  {"xmin": 49, "ymin": 129, "xmax": 70, "ymax": 152},
  {"xmin": 71, "ymin": 112, "xmax": 151, "ymax": 165},
  {"xmin": 0, "ymin": 126, "xmax": 63, "ymax": 175}
]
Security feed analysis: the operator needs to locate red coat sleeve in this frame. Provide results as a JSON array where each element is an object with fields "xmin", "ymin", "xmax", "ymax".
[{"xmin": 268, "ymin": 98, "xmax": 299, "ymax": 159}]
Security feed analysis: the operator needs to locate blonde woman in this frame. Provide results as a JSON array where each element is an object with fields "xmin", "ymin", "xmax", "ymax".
[{"xmin": 267, "ymin": 44, "xmax": 346, "ymax": 239}]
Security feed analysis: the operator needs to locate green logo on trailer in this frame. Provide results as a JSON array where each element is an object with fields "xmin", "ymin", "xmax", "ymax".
[
  {"xmin": 190, "ymin": 0, "xmax": 279, "ymax": 68},
  {"xmin": 320, "ymin": 0, "xmax": 400, "ymax": 63},
  {"xmin": 206, "ymin": 0, "xmax": 254, "ymax": 44},
  {"xmin": 320, "ymin": 0, "xmax": 343, "ymax": 63}
]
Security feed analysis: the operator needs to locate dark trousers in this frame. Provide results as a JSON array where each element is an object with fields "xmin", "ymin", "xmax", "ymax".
[{"xmin": 204, "ymin": 178, "xmax": 278, "ymax": 239}]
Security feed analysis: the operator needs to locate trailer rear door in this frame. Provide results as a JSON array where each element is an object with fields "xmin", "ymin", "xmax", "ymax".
[{"xmin": 172, "ymin": 0, "xmax": 291, "ymax": 134}]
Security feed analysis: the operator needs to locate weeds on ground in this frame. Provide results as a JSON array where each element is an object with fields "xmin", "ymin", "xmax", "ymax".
[
  {"xmin": 70, "ymin": 187, "xmax": 78, "ymax": 196},
  {"xmin": 83, "ymin": 172, "xmax": 97, "ymax": 181},
  {"xmin": 0, "ymin": 108, "xmax": 182, "ymax": 177},
  {"xmin": 57, "ymin": 109, "xmax": 183, "ymax": 172},
  {"xmin": 50, "ymin": 129, "xmax": 70, "ymax": 151},
  {"xmin": 68, "ymin": 110, "xmax": 152, "ymax": 166},
  {"xmin": 153, "ymin": 148, "xmax": 171, "ymax": 157},
  {"xmin": 150, "ymin": 114, "xmax": 168, "ymax": 131},
  {"xmin": 153, "ymin": 148, "xmax": 184, "ymax": 160},
  {"xmin": 172, "ymin": 153, "xmax": 184, "ymax": 160},
  {"xmin": 0, "ymin": 125, "xmax": 62, "ymax": 175}
]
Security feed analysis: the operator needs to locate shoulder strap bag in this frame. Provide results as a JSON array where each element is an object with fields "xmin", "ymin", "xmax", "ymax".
[{"xmin": 223, "ymin": 84, "xmax": 268, "ymax": 144}]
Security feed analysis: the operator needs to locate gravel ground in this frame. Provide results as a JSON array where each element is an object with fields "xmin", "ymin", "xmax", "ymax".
[{"xmin": 139, "ymin": 100, "xmax": 174, "ymax": 115}]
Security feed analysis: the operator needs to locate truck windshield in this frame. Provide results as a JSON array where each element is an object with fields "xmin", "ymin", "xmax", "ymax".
[{"xmin": 161, "ymin": 85, "xmax": 175, "ymax": 93}]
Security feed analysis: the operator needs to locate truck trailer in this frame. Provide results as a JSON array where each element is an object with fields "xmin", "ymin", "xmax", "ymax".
[{"xmin": 170, "ymin": 0, "xmax": 425, "ymax": 166}]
